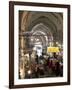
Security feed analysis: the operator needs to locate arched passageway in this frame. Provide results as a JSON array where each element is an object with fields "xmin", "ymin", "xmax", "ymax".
[{"xmin": 19, "ymin": 11, "xmax": 63, "ymax": 79}]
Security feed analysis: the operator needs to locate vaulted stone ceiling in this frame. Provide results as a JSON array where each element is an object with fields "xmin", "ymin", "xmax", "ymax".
[{"xmin": 19, "ymin": 11, "xmax": 63, "ymax": 45}]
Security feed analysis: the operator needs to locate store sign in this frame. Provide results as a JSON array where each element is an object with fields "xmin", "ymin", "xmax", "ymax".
[{"xmin": 47, "ymin": 47, "xmax": 60, "ymax": 53}]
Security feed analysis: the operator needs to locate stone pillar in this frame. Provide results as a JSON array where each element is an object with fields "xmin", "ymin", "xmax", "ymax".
[
  {"xmin": 19, "ymin": 11, "xmax": 30, "ymax": 79},
  {"xmin": 19, "ymin": 36, "xmax": 26, "ymax": 79}
]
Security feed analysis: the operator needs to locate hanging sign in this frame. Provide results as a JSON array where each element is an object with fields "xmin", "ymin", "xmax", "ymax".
[{"xmin": 47, "ymin": 47, "xmax": 60, "ymax": 53}]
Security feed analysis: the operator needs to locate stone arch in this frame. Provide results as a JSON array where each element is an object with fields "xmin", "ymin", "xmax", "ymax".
[
  {"xmin": 30, "ymin": 23, "xmax": 53, "ymax": 46},
  {"xmin": 27, "ymin": 16, "xmax": 57, "ymax": 41}
]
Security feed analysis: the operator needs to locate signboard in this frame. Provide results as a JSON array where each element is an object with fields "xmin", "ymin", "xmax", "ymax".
[{"xmin": 47, "ymin": 47, "xmax": 60, "ymax": 53}]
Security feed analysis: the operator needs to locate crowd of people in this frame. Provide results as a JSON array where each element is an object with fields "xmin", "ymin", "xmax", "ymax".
[{"xmin": 24, "ymin": 52, "xmax": 63, "ymax": 79}]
